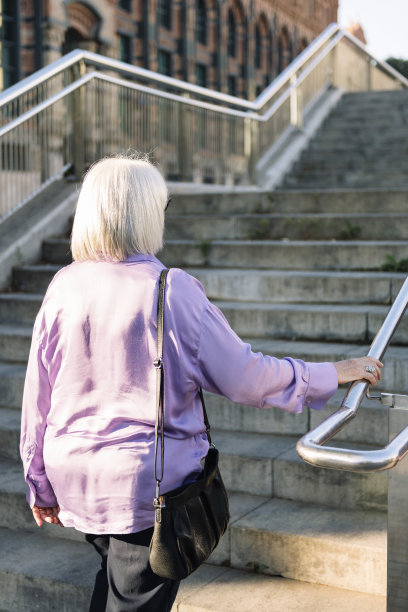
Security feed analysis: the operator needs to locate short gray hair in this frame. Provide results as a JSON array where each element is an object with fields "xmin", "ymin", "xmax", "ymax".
[{"xmin": 71, "ymin": 156, "xmax": 168, "ymax": 262}]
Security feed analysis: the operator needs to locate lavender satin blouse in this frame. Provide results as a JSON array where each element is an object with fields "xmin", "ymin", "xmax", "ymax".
[{"xmin": 20, "ymin": 254, "xmax": 338, "ymax": 534}]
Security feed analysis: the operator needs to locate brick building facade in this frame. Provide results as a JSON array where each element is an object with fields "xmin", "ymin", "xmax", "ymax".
[{"xmin": 1, "ymin": 0, "xmax": 338, "ymax": 98}]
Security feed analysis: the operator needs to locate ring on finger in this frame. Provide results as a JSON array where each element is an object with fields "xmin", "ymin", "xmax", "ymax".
[{"xmin": 365, "ymin": 365, "xmax": 376, "ymax": 374}]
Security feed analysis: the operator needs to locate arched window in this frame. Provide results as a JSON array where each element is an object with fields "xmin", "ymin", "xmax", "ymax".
[
  {"xmin": 62, "ymin": 27, "xmax": 85, "ymax": 55},
  {"xmin": 196, "ymin": 0, "xmax": 207, "ymax": 45},
  {"xmin": 158, "ymin": 0, "xmax": 171, "ymax": 30},
  {"xmin": 227, "ymin": 9, "xmax": 236, "ymax": 58},
  {"xmin": 255, "ymin": 24, "xmax": 261, "ymax": 69},
  {"xmin": 300, "ymin": 37, "xmax": 309, "ymax": 52},
  {"xmin": 278, "ymin": 26, "xmax": 290, "ymax": 73},
  {"xmin": 119, "ymin": 0, "xmax": 132, "ymax": 11}
]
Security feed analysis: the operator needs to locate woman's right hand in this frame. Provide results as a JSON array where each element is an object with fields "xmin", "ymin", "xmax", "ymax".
[
  {"xmin": 333, "ymin": 357, "xmax": 383, "ymax": 386},
  {"xmin": 32, "ymin": 505, "xmax": 64, "ymax": 527}
]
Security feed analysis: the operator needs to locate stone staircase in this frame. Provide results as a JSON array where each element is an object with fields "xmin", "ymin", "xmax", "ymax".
[
  {"xmin": 2, "ymin": 88, "xmax": 408, "ymax": 610},
  {"xmin": 281, "ymin": 89, "xmax": 408, "ymax": 190},
  {"xmin": 4, "ymin": 190, "xmax": 408, "ymax": 611}
]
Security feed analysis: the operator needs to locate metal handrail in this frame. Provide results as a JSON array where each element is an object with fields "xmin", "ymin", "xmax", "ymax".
[
  {"xmin": 1, "ymin": 21, "xmax": 407, "ymax": 223},
  {"xmin": 2, "ymin": 22, "xmax": 406, "ymax": 115},
  {"xmin": 2, "ymin": 25, "xmax": 405, "ymax": 135},
  {"xmin": 296, "ymin": 277, "xmax": 408, "ymax": 473},
  {"xmin": 342, "ymin": 29, "xmax": 408, "ymax": 87},
  {"xmin": 0, "ymin": 23, "xmax": 342, "ymax": 111}
]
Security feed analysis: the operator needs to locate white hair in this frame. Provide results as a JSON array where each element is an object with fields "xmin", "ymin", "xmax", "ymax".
[{"xmin": 71, "ymin": 156, "xmax": 168, "ymax": 262}]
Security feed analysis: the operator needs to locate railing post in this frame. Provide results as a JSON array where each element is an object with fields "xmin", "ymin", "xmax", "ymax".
[
  {"xmin": 290, "ymin": 73, "xmax": 303, "ymax": 129},
  {"xmin": 71, "ymin": 59, "xmax": 86, "ymax": 178},
  {"xmin": 366, "ymin": 56, "xmax": 372, "ymax": 91},
  {"xmin": 329, "ymin": 45, "xmax": 336, "ymax": 88},
  {"xmin": 387, "ymin": 404, "xmax": 408, "ymax": 611},
  {"xmin": 245, "ymin": 115, "xmax": 258, "ymax": 185},
  {"xmin": 178, "ymin": 95, "xmax": 192, "ymax": 182}
]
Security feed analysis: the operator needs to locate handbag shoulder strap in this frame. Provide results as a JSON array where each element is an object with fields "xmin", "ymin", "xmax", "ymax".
[
  {"xmin": 153, "ymin": 269, "xmax": 213, "ymax": 499},
  {"xmin": 154, "ymin": 269, "xmax": 168, "ymax": 494}
]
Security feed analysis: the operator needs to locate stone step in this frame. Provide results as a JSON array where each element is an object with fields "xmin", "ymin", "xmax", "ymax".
[
  {"xmin": 0, "ymin": 385, "xmax": 389, "ymax": 470},
  {"xmin": 1, "ymin": 338, "xmax": 406, "ymax": 411},
  {"xmin": 161, "ymin": 240, "xmax": 408, "ymax": 271},
  {"xmin": 0, "ymin": 325, "xmax": 32, "ymax": 362},
  {"xmin": 0, "ymin": 409, "xmax": 20, "ymax": 461},
  {"xmin": 283, "ymin": 171, "xmax": 408, "ymax": 186},
  {"xmin": 0, "ymin": 363, "xmax": 26, "ymax": 408},
  {"xmin": 12, "ymin": 264, "xmax": 61, "ymax": 294},
  {"xmin": 245, "ymin": 338, "xmax": 408, "ymax": 394},
  {"xmin": 283, "ymin": 177, "xmax": 408, "ymax": 190},
  {"xmin": 215, "ymin": 430, "xmax": 386, "ymax": 510},
  {"xmin": 310, "ymin": 129, "xmax": 408, "ymax": 142},
  {"xmin": 322, "ymin": 112, "xmax": 408, "ymax": 123},
  {"xmin": 0, "ymin": 456, "xmax": 388, "ymax": 591},
  {"xmin": 229, "ymin": 498, "xmax": 386, "ymax": 595},
  {"xmin": 297, "ymin": 145, "xmax": 408, "ymax": 159},
  {"xmin": 0, "ymin": 528, "xmax": 95, "ymax": 612},
  {"xmin": 0, "ymin": 459, "xmax": 264, "ymax": 557},
  {"xmin": 12, "ymin": 266, "xmax": 406, "ymax": 305},
  {"xmin": 42, "ymin": 238, "xmax": 72, "ymax": 265},
  {"xmin": 214, "ymin": 301, "xmax": 408, "ymax": 343},
  {"xmin": 0, "ymin": 304, "xmax": 402, "ymax": 372},
  {"xmin": 166, "ymin": 213, "xmax": 408, "ymax": 241},
  {"xmin": 268, "ymin": 189, "xmax": 408, "ymax": 213},
  {"xmin": 174, "ymin": 565, "xmax": 386, "ymax": 612},
  {"xmin": 306, "ymin": 141, "xmax": 408, "ymax": 154},
  {"xmin": 340, "ymin": 90, "xmax": 408, "ymax": 102},
  {"xmin": 2, "ymin": 295, "xmax": 406, "ymax": 361},
  {"xmin": 168, "ymin": 189, "xmax": 408, "ymax": 214},
  {"xmin": 0, "ymin": 527, "xmax": 386, "ymax": 612},
  {"xmin": 0, "ymin": 294, "xmax": 42, "ymax": 325},
  {"xmin": 206, "ymin": 388, "xmax": 389, "ymax": 445},
  {"xmin": 0, "ymin": 411, "xmax": 385, "ymax": 512},
  {"xmin": 316, "ymin": 135, "xmax": 407, "ymax": 145},
  {"xmin": 295, "ymin": 160, "xmax": 408, "ymax": 174},
  {"xmin": 189, "ymin": 268, "xmax": 404, "ymax": 304}
]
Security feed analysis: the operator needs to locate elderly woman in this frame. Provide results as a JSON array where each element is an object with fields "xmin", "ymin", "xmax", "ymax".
[{"xmin": 20, "ymin": 156, "xmax": 382, "ymax": 612}]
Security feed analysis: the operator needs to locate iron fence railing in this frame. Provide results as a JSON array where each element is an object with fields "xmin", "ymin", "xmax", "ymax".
[{"xmin": 0, "ymin": 23, "xmax": 407, "ymax": 221}]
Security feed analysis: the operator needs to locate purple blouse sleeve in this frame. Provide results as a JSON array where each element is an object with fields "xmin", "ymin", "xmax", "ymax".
[
  {"xmin": 20, "ymin": 321, "xmax": 58, "ymax": 508},
  {"xmin": 196, "ymin": 300, "xmax": 338, "ymax": 414}
]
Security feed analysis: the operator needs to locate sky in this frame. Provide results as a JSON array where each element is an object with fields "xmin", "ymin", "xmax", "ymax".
[{"xmin": 338, "ymin": 0, "xmax": 408, "ymax": 61}]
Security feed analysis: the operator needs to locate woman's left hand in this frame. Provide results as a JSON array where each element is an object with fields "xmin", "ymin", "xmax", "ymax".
[
  {"xmin": 32, "ymin": 505, "xmax": 64, "ymax": 527},
  {"xmin": 333, "ymin": 356, "xmax": 383, "ymax": 386}
]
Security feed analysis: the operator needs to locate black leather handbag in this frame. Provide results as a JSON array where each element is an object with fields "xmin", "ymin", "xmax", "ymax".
[{"xmin": 149, "ymin": 269, "xmax": 230, "ymax": 580}]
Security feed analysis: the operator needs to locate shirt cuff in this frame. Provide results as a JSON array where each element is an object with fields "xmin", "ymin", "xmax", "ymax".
[
  {"xmin": 26, "ymin": 473, "xmax": 58, "ymax": 509},
  {"xmin": 304, "ymin": 362, "xmax": 338, "ymax": 411}
]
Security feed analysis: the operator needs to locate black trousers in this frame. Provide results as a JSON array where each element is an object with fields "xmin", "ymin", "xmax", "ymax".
[{"xmin": 85, "ymin": 527, "xmax": 180, "ymax": 612}]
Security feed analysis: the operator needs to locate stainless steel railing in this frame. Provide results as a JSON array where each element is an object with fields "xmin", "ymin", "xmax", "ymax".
[
  {"xmin": 0, "ymin": 23, "xmax": 407, "ymax": 221},
  {"xmin": 296, "ymin": 277, "xmax": 408, "ymax": 473}
]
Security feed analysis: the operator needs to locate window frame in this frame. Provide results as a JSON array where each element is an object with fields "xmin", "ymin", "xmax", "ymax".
[
  {"xmin": 0, "ymin": 0, "xmax": 20, "ymax": 90},
  {"xmin": 158, "ymin": 49, "xmax": 172, "ymax": 76},
  {"xmin": 195, "ymin": 0, "xmax": 207, "ymax": 45},
  {"xmin": 158, "ymin": 0, "xmax": 172, "ymax": 30},
  {"xmin": 118, "ymin": 0, "xmax": 132, "ymax": 12},
  {"xmin": 118, "ymin": 33, "xmax": 132, "ymax": 64},
  {"xmin": 227, "ymin": 9, "xmax": 236, "ymax": 58}
]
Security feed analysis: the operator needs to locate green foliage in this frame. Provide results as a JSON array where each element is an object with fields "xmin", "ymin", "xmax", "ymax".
[
  {"xmin": 14, "ymin": 247, "xmax": 24, "ymax": 267},
  {"xmin": 381, "ymin": 253, "xmax": 408, "ymax": 272},
  {"xmin": 338, "ymin": 221, "xmax": 361, "ymax": 240},
  {"xmin": 197, "ymin": 240, "xmax": 211, "ymax": 261},
  {"xmin": 386, "ymin": 57, "xmax": 408, "ymax": 80},
  {"xmin": 246, "ymin": 561, "xmax": 270, "ymax": 574},
  {"xmin": 248, "ymin": 218, "xmax": 271, "ymax": 239}
]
